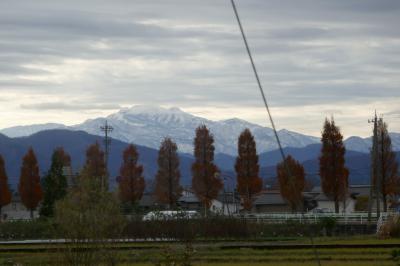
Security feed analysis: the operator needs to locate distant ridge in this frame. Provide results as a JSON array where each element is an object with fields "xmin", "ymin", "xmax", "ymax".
[
  {"xmin": 4, "ymin": 105, "xmax": 397, "ymax": 156},
  {"xmin": 0, "ymin": 129, "xmax": 193, "ymax": 190},
  {"xmin": 1, "ymin": 129, "xmax": 398, "ymax": 190}
]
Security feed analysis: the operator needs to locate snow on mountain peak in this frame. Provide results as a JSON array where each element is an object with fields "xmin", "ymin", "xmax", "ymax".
[
  {"xmin": 121, "ymin": 105, "xmax": 184, "ymax": 115},
  {"xmin": 67, "ymin": 105, "xmax": 322, "ymax": 155},
  {"xmin": 3, "ymin": 105, "xmax": 396, "ymax": 155}
]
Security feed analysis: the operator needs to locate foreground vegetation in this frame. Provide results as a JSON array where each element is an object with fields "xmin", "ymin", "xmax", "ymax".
[
  {"xmin": 0, "ymin": 216, "xmax": 370, "ymax": 241},
  {"xmin": 0, "ymin": 237, "xmax": 399, "ymax": 266}
]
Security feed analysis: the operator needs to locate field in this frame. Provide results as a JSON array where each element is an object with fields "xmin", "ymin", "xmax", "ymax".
[{"xmin": 0, "ymin": 237, "xmax": 399, "ymax": 265}]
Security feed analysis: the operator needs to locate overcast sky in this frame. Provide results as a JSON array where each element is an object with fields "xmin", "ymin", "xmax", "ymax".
[{"xmin": 0, "ymin": 0, "xmax": 399, "ymax": 137}]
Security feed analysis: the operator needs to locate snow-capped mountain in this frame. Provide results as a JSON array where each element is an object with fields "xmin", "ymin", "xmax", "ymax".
[
  {"xmin": 0, "ymin": 123, "xmax": 67, "ymax": 138},
  {"xmin": 344, "ymin": 133, "xmax": 400, "ymax": 153},
  {"xmin": 71, "ymin": 105, "xmax": 320, "ymax": 155},
  {"xmin": 1, "ymin": 105, "xmax": 399, "ymax": 155}
]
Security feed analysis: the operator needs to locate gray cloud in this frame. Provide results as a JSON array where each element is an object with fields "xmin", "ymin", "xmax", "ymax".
[
  {"xmin": 0, "ymin": 0, "xmax": 399, "ymax": 135},
  {"xmin": 21, "ymin": 102, "xmax": 121, "ymax": 111}
]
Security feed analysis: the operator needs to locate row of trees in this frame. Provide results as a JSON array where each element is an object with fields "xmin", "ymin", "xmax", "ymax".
[
  {"xmin": 0, "ymin": 124, "xmax": 263, "ymax": 217},
  {"xmin": 0, "ymin": 117, "xmax": 398, "ymax": 217},
  {"xmin": 319, "ymin": 117, "xmax": 399, "ymax": 213}
]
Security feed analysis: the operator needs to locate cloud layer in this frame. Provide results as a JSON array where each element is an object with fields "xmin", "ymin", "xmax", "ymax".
[{"xmin": 0, "ymin": 0, "xmax": 399, "ymax": 137}]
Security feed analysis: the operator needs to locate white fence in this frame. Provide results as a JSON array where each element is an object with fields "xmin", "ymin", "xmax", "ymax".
[{"xmin": 236, "ymin": 212, "xmax": 391, "ymax": 225}]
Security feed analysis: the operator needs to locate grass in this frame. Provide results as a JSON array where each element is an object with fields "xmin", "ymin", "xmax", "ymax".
[{"xmin": 0, "ymin": 236, "xmax": 398, "ymax": 265}]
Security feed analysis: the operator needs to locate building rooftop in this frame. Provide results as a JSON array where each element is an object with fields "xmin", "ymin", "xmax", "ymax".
[{"xmin": 253, "ymin": 191, "xmax": 287, "ymax": 206}]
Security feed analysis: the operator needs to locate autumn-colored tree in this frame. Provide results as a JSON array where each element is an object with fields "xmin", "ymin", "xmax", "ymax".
[
  {"xmin": 82, "ymin": 142, "xmax": 107, "ymax": 190},
  {"xmin": 0, "ymin": 155, "xmax": 12, "ymax": 219},
  {"xmin": 235, "ymin": 129, "xmax": 262, "ymax": 210},
  {"xmin": 155, "ymin": 138, "xmax": 183, "ymax": 208},
  {"xmin": 191, "ymin": 125, "xmax": 222, "ymax": 211},
  {"xmin": 118, "ymin": 144, "xmax": 145, "ymax": 206},
  {"xmin": 277, "ymin": 155, "xmax": 305, "ymax": 212},
  {"xmin": 40, "ymin": 147, "xmax": 71, "ymax": 217},
  {"xmin": 376, "ymin": 121, "xmax": 399, "ymax": 211},
  {"xmin": 319, "ymin": 117, "xmax": 349, "ymax": 213},
  {"xmin": 18, "ymin": 148, "xmax": 43, "ymax": 219}
]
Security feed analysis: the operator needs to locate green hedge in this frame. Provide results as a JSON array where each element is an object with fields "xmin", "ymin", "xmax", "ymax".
[
  {"xmin": 0, "ymin": 219, "xmax": 54, "ymax": 240},
  {"xmin": 0, "ymin": 216, "xmax": 342, "ymax": 241}
]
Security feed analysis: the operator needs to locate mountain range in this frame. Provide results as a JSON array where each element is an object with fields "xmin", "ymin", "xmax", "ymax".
[
  {"xmin": 1, "ymin": 106, "xmax": 399, "ymax": 155},
  {"xmin": 1, "ymin": 129, "xmax": 399, "ymax": 191},
  {"xmin": 0, "ymin": 105, "xmax": 399, "ymax": 190}
]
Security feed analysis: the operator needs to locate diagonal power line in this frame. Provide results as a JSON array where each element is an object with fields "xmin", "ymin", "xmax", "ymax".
[
  {"xmin": 229, "ymin": 1, "xmax": 321, "ymax": 265},
  {"xmin": 230, "ymin": 0, "xmax": 286, "ymax": 164}
]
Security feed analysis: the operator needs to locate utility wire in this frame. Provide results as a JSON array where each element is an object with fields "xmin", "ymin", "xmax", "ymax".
[
  {"xmin": 229, "ymin": 1, "xmax": 321, "ymax": 265},
  {"xmin": 230, "ymin": 0, "xmax": 286, "ymax": 164}
]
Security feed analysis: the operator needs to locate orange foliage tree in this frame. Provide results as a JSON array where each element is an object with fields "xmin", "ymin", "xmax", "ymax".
[
  {"xmin": 191, "ymin": 125, "xmax": 222, "ymax": 211},
  {"xmin": 277, "ymin": 155, "xmax": 305, "ymax": 212},
  {"xmin": 82, "ymin": 142, "xmax": 107, "ymax": 190},
  {"xmin": 376, "ymin": 121, "xmax": 399, "ymax": 211},
  {"xmin": 18, "ymin": 148, "xmax": 43, "ymax": 219},
  {"xmin": 319, "ymin": 117, "xmax": 349, "ymax": 213},
  {"xmin": 118, "ymin": 144, "xmax": 145, "ymax": 206},
  {"xmin": 0, "ymin": 154, "xmax": 12, "ymax": 219},
  {"xmin": 235, "ymin": 128, "xmax": 262, "ymax": 211},
  {"xmin": 155, "ymin": 138, "xmax": 182, "ymax": 208}
]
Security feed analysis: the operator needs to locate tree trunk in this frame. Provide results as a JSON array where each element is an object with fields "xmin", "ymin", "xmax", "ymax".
[
  {"xmin": 0, "ymin": 206, "xmax": 2, "ymax": 221},
  {"xmin": 383, "ymin": 194, "xmax": 387, "ymax": 212},
  {"xmin": 334, "ymin": 200, "xmax": 339, "ymax": 213},
  {"xmin": 30, "ymin": 209, "xmax": 34, "ymax": 219}
]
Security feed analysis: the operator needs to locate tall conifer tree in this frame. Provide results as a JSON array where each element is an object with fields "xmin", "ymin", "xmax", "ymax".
[
  {"xmin": 376, "ymin": 121, "xmax": 399, "ymax": 211},
  {"xmin": 235, "ymin": 129, "xmax": 262, "ymax": 210},
  {"xmin": 18, "ymin": 148, "xmax": 43, "ymax": 219},
  {"xmin": 155, "ymin": 138, "xmax": 182, "ymax": 208},
  {"xmin": 118, "ymin": 144, "xmax": 145, "ymax": 206},
  {"xmin": 191, "ymin": 125, "xmax": 222, "ymax": 211},
  {"xmin": 319, "ymin": 117, "xmax": 349, "ymax": 213},
  {"xmin": 82, "ymin": 142, "xmax": 107, "ymax": 190},
  {"xmin": 277, "ymin": 155, "xmax": 305, "ymax": 212},
  {"xmin": 0, "ymin": 155, "xmax": 12, "ymax": 219}
]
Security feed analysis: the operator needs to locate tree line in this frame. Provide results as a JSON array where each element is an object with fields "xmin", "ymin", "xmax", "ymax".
[{"xmin": 0, "ymin": 117, "xmax": 398, "ymax": 218}]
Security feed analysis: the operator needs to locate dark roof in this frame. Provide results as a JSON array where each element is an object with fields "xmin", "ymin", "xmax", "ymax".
[
  {"xmin": 253, "ymin": 191, "xmax": 287, "ymax": 206},
  {"xmin": 349, "ymin": 185, "xmax": 371, "ymax": 197},
  {"xmin": 311, "ymin": 186, "xmax": 322, "ymax": 193},
  {"xmin": 310, "ymin": 185, "xmax": 373, "ymax": 201},
  {"xmin": 314, "ymin": 193, "xmax": 330, "ymax": 201},
  {"xmin": 139, "ymin": 194, "xmax": 157, "ymax": 207}
]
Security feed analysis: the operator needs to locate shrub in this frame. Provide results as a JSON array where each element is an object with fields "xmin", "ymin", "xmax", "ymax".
[
  {"xmin": 317, "ymin": 216, "xmax": 337, "ymax": 236},
  {"xmin": 55, "ymin": 177, "xmax": 126, "ymax": 265},
  {"xmin": 378, "ymin": 215, "xmax": 400, "ymax": 239},
  {"xmin": 0, "ymin": 219, "xmax": 53, "ymax": 240}
]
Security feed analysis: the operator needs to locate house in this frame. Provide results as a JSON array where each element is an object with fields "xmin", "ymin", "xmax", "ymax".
[
  {"xmin": 177, "ymin": 190, "xmax": 202, "ymax": 211},
  {"xmin": 1, "ymin": 193, "xmax": 39, "ymax": 220},
  {"xmin": 251, "ymin": 190, "xmax": 317, "ymax": 213},
  {"xmin": 216, "ymin": 191, "xmax": 241, "ymax": 215},
  {"xmin": 137, "ymin": 189, "xmax": 239, "ymax": 215},
  {"xmin": 309, "ymin": 185, "xmax": 391, "ymax": 213},
  {"xmin": 252, "ymin": 190, "xmax": 292, "ymax": 213},
  {"xmin": 310, "ymin": 186, "xmax": 355, "ymax": 213},
  {"xmin": 177, "ymin": 189, "xmax": 228, "ymax": 214},
  {"xmin": 349, "ymin": 184, "xmax": 398, "ymax": 212},
  {"xmin": 138, "ymin": 193, "xmax": 161, "ymax": 212}
]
